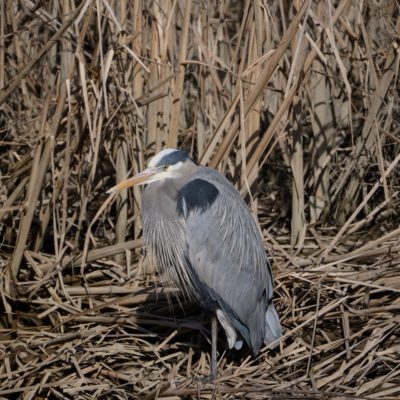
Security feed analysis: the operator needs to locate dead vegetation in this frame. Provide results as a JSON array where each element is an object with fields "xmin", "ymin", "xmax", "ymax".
[{"xmin": 0, "ymin": 0, "xmax": 400, "ymax": 398}]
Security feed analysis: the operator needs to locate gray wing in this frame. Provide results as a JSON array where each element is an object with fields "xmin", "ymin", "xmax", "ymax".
[{"xmin": 179, "ymin": 167, "xmax": 274, "ymax": 354}]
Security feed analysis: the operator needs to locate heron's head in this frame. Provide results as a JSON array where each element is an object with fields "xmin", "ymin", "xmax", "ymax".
[{"xmin": 108, "ymin": 149, "xmax": 193, "ymax": 193}]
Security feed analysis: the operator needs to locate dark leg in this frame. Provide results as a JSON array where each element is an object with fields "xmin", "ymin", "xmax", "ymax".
[
  {"xmin": 193, "ymin": 313, "xmax": 218, "ymax": 383},
  {"xmin": 210, "ymin": 313, "xmax": 217, "ymax": 380}
]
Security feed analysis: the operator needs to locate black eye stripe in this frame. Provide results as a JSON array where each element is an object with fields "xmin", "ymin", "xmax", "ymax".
[{"xmin": 155, "ymin": 150, "xmax": 189, "ymax": 167}]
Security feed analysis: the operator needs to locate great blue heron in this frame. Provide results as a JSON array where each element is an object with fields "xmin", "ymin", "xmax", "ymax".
[{"xmin": 109, "ymin": 149, "xmax": 282, "ymax": 379}]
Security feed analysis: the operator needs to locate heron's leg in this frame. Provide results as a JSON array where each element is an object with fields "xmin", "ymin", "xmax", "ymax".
[
  {"xmin": 210, "ymin": 313, "xmax": 217, "ymax": 380},
  {"xmin": 192, "ymin": 313, "xmax": 217, "ymax": 383}
]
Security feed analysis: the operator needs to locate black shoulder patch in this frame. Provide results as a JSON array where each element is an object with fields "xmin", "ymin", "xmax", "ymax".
[
  {"xmin": 156, "ymin": 150, "xmax": 189, "ymax": 167},
  {"xmin": 177, "ymin": 179, "xmax": 219, "ymax": 217}
]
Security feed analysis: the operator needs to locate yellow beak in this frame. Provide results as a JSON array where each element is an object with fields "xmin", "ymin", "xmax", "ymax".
[{"xmin": 107, "ymin": 167, "xmax": 164, "ymax": 194}]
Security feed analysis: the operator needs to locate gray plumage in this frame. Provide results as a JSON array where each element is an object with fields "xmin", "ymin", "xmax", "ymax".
[{"xmin": 139, "ymin": 149, "xmax": 282, "ymax": 355}]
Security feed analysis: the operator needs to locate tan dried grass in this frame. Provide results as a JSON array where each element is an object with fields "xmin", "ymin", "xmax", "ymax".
[{"xmin": 0, "ymin": 1, "xmax": 399, "ymax": 399}]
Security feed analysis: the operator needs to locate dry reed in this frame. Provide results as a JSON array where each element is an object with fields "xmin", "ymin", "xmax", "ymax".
[{"xmin": 0, "ymin": 1, "xmax": 399, "ymax": 399}]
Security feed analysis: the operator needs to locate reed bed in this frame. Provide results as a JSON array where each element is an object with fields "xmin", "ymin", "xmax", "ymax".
[{"xmin": 1, "ymin": 1, "xmax": 399, "ymax": 398}]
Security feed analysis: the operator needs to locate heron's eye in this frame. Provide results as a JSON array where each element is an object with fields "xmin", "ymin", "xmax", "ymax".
[{"xmin": 163, "ymin": 165, "xmax": 169, "ymax": 171}]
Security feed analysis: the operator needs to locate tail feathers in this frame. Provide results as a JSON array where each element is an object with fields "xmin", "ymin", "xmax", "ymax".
[
  {"xmin": 216, "ymin": 309, "xmax": 243, "ymax": 350},
  {"xmin": 264, "ymin": 304, "xmax": 282, "ymax": 348}
]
